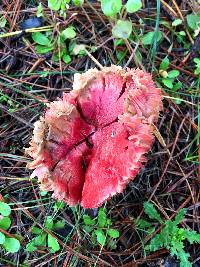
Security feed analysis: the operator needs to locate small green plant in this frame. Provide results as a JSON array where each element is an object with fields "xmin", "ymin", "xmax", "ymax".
[
  {"xmin": 36, "ymin": 3, "xmax": 44, "ymax": 18},
  {"xmin": 0, "ymin": 93, "xmax": 20, "ymax": 113},
  {"xmin": 53, "ymin": 200, "xmax": 65, "ymax": 212},
  {"xmin": 72, "ymin": 0, "xmax": 84, "ymax": 6},
  {"xmin": 158, "ymin": 56, "xmax": 182, "ymax": 92},
  {"xmin": 0, "ymin": 201, "xmax": 21, "ymax": 253},
  {"xmin": 31, "ymin": 27, "xmax": 76, "ymax": 64},
  {"xmin": 137, "ymin": 202, "xmax": 200, "ymax": 267},
  {"xmin": 26, "ymin": 216, "xmax": 65, "ymax": 253},
  {"xmin": 172, "ymin": 19, "xmax": 183, "ymax": 27},
  {"xmin": 141, "ymin": 31, "xmax": 163, "ymax": 46},
  {"xmin": 48, "ymin": 0, "xmax": 70, "ymax": 13},
  {"xmin": 82, "ymin": 208, "xmax": 119, "ymax": 248},
  {"xmin": 31, "ymin": 28, "xmax": 91, "ymax": 63},
  {"xmin": 101, "ymin": 0, "xmax": 142, "ymax": 40},
  {"xmin": 48, "ymin": 0, "xmax": 84, "ymax": 17},
  {"xmin": 194, "ymin": 58, "xmax": 200, "ymax": 76},
  {"xmin": 32, "ymin": 31, "xmax": 54, "ymax": 54},
  {"xmin": 186, "ymin": 12, "xmax": 200, "ymax": 37},
  {"xmin": 0, "ymin": 16, "xmax": 7, "ymax": 28}
]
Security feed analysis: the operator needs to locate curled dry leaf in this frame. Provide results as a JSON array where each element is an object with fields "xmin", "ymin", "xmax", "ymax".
[{"xmin": 26, "ymin": 66, "xmax": 163, "ymax": 208}]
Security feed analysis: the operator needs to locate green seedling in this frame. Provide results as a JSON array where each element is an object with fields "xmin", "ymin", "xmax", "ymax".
[
  {"xmin": 172, "ymin": 19, "xmax": 183, "ymax": 27},
  {"xmin": 136, "ymin": 202, "xmax": 200, "ymax": 267},
  {"xmin": 53, "ymin": 200, "xmax": 65, "ymax": 212},
  {"xmin": 48, "ymin": 0, "xmax": 70, "ymax": 14},
  {"xmin": 31, "ymin": 27, "xmax": 77, "ymax": 64},
  {"xmin": 0, "ymin": 16, "xmax": 7, "ymax": 28},
  {"xmin": 0, "ymin": 201, "xmax": 21, "ymax": 253},
  {"xmin": 72, "ymin": 0, "xmax": 84, "ymax": 6},
  {"xmin": 53, "ymin": 26, "xmax": 76, "ymax": 63},
  {"xmin": 48, "ymin": 0, "xmax": 84, "ymax": 17},
  {"xmin": 101, "ymin": 0, "xmax": 142, "ymax": 40},
  {"xmin": 186, "ymin": 12, "xmax": 200, "ymax": 37},
  {"xmin": 194, "ymin": 58, "xmax": 200, "ymax": 76},
  {"xmin": 141, "ymin": 31, "xmax": 163, "ymax": 46},
  {"xmin": 82, "ymin": 208, "xmax": 119, "ymax": 248},
  {"xmin": 26, "ymin": 216, "xmax": 65, "ymax": 253},
  {"xmin": 36, "ymin": 3, "xmax": 44, "ymax": 18},
  {"xmin": 158, "ymin": 56, "xmax": 182, "ymax": 94},
  {"xmin": 0, "ymin": 93, "xmax": 20, "ymax": 113},
  {"xmin": 32, "ymin": 31, "xmax": 54, "ymax": 54}
]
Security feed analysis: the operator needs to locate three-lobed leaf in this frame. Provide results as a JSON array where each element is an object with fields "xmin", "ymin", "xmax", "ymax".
[{"xmin": 82, "ymin": 209, "xmax": 119, "ymax": 247}]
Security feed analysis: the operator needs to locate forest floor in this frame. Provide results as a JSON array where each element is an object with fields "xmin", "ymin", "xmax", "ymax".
[{"xmin": 0, "ymin": 0, "xmax": 199, "ymax": 266}]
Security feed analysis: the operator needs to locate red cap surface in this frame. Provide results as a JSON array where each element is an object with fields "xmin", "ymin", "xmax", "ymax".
[{"xmin": 26, "ymin": 66, "xmax": 162, "ymax": 208}]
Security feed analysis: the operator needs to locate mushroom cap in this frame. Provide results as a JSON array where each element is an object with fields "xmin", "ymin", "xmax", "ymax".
[{"xmin": 26, "ymin": 66, "xmax": 162, "ymax": 208}]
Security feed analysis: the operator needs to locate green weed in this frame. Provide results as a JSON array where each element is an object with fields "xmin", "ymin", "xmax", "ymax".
[
  {"xmin": 194, "ymin": 58, "xmax": 200, "ymax": 76},
  {"xmin": 47, "ymin": 0, "xmax": 84, "ymax": 18},
  {"xmin": 158, "ymin": 56, "xmax": 182, "ymax": 91},
  {"xmin": 26, "ymin": 215, "xmax": 65, "ymax": 253},
  {"xmin": 31, "ymin": 27, "xmax": 77, "ymax": 63},
  {"xmin": 0, "ymin": 16, "xmax": 7, "ymax": 28},
  {"xmin": 101, "ymin": 0, "xmax": 142, "ymax": 40},
  {"xmin": 82, "ymin": 208, "xmax": 119, "ymax": 248},
  {"xmin": 0, "ymin": 201, "xmax": 21, "ymax": 253},
  {"xmin": 137, "ymin": 202, "xmax": 200, "ymax": 267}
]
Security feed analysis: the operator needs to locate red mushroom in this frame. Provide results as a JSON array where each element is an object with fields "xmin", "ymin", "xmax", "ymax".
[{"xmin": 26, "ymin": 66, "xmax": 162, "ymax": 208}]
